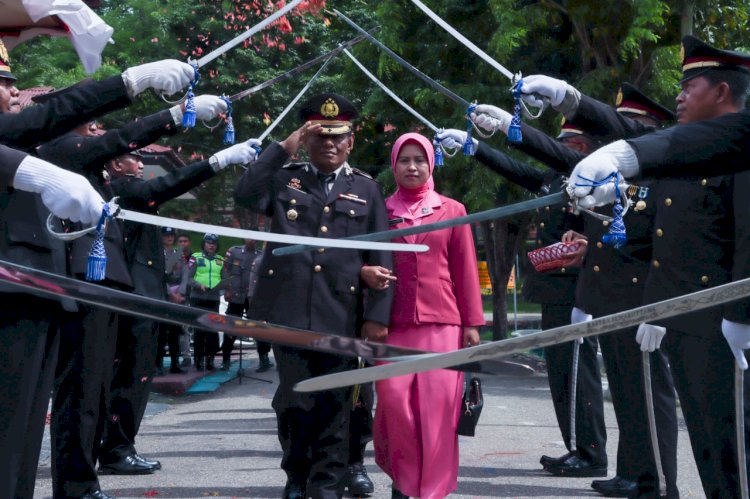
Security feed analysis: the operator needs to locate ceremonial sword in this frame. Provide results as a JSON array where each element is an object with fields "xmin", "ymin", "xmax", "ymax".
[
  {"xmin": 294, "ymin": 275, "xmax": 750, "ymax": 390},
  {"xmin": 272, "ymin": 191, "xmax": 566, "ymax": 256}
]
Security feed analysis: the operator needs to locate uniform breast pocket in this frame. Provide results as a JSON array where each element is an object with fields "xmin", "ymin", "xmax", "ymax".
[
  {"xmin": 278, "ymin": 188, "xmax": 312, "ymax": 222},
  {"xmin": 334, "ymin": 200, "xmax": 369, "ymax": 236}
]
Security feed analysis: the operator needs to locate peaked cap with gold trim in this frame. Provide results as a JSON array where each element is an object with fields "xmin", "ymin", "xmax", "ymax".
[
  {"xmin": 680, "ymin": 35, "xmax": 750, "ymax": 83},
  {"xmin": 299, "ymin": 92, "xmax": 358, "ymax": 135},
  {"xmin": 615, "ymin": 82, "xmax": 675, "ymax": 123},
  {"xmin": 556, "ymin": 116, "xmax": 588, "ymax": 140},
  {"xmin": 0, "ymin": 40, "xmax": 16, "ymax": 81}
]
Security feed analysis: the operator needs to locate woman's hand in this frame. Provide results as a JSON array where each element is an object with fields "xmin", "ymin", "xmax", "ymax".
[
  {"xmin": 559, "ymin": 230, "xmax": 588, "ymax": 268},
  {"xmin": 463, "ymin": 327, "xmax": 480, "ymax": 348},
  {"xmin": 362, "ymin": 321, "xmax": 388, "ymax": 343},
  {"xmin": 360, "ymin": 265, "xmax": 397, "ymax": 290},
  {"xmin": 561, "ymin": 230, "xmax": 587, "ymax": 243}
]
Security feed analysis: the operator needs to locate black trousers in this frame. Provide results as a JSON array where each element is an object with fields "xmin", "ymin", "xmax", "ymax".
[
  {"xmin": 597, "ymin": 327, "xmax": 679, "ymax": 498},
  {"xmin": 52, "ymin": 306, "xmax": 118, "ymax": 497},
  {"xmin": 157, "ymin": 322, "xmax": 182, "ymax": 367},
  {"xmin": 0, "ymin": 298, "xmax": 60, "ymax": 499},
  {"xmin": 273, "ymin": 345, "xmax": 356, "ymax": 499},
  {"xmin": 224, "ymin": 300, "xmax": 271, "ymax": 361},
  {"xmin": 191, "ymin": 298, "xmax": 220, "ymax": 360},
  {"xmin": 541, "ymin": 303, "xmax": 608, "ymax": 465},
  {"xmin": 348, "ymin": 382, "xmax": 373, "ymax": 465},
  {"xmin": 99, "ymin": 315, "xmax": 160, "ymax": 462}
]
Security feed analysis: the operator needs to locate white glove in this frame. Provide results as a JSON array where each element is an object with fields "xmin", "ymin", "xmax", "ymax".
[
  {"xmin": 635, "ymin": 323, "xmax": 666, "ymax": 352},
  {"xmin": 210, "ymin": 138, "xmax": 263, "ymax": 170},
  {"xmin": 578, "ymin": 182, "xmax": 619, "ymax": 209},
  {"xmin": 722, "ymin": 319, "xmax": 750, "ymax": 370},
  {"xmin": 170, "ymin": 95, "xmax": 228, "ymax": 125},
  {"xmin": 471, "ymin": 104, "xmax": 512, "ymax": 134},
  {"xmin": 570, "ymin": 307, "xmax": 592, "ymax": 344},
  {"xmin": 435, "ymin": 129, "xmax": 477, "ymax": 150},
  {"xmin": 13, "ymin": 156, "xmax": 105, "ymax": 225},
  {"xmin": 122, "ymin": 59, "xmax": 195, "ymax": 98},
  {"xmin": 520, "ymin": 74, "xmax": 570, "ymax": 108},
  {"xmin": 567, "ymin": 140, "xmax": 640, "ymax": 205}
]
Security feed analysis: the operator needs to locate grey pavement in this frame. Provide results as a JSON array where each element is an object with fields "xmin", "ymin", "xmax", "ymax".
[{"xmin": 33, "ymin": 350, "xmax": 707, "ymax": 498}]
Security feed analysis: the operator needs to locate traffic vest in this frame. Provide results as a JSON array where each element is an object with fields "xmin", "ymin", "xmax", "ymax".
[{"xmin": 191, "ymin": 252, "xmax": 224, "ymax": 290}]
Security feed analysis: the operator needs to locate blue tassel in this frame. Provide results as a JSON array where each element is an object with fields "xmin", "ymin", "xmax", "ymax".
[
  {"xmin": 222, "ymin": 96, "xmax": 234, "ymax": 145},
  {"xmin": 463, "ymin": 102, "xmax": 476, "ymax": 156},
  {"xmin": 86, "ymin": 205, "xmax": 111, "ymax": 282},
  {"xmin": 433, "ymin": 135, "xmax": 444, "ymax": 167},
  {"xmin": 601, "ymin": 179, "xmax": 627, "ymax": 249},
  {"xmin": 182, "ymin": 64, "xmax": 200, "ymax": 129},
  {"xmin": 507, "ymin": 79, "xmax": 523, "ymax": 143}
]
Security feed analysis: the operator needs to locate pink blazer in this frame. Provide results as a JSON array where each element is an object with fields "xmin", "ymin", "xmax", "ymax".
[{"xmin": 386, "ymin": 193, "xmax": 486, "ymax": 327}]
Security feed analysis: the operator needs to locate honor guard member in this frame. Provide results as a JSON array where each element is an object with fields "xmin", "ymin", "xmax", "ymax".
[
  {"xmin": 221, "ymin": 239, "xmax": 275, "ymax": 371},
  {"xmin": 0, "ymin": 43, "xmax": 195, "ymax": 498},
  {"xmin": 159, "ymin": 227, "xmax": 187, "ymax": 374},
  {"xmin": 188, "ymin": 233, "xmax": 226, "ymax": 370},
  {"xmin": 234, "ymin": 93, "xmax": 393, "ymax": 499},
  {"xmin": 438, "ymin": 121, "xmax": 609, "ymax": 478},
  {"xmin": 562, "ymin": 37, "xmax": 750, "ymax": 498}
]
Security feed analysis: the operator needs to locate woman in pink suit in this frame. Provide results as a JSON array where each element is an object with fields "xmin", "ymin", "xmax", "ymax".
[{"xmin": 364, "ymin": 132, "xmax": 485, "ymax": 499}]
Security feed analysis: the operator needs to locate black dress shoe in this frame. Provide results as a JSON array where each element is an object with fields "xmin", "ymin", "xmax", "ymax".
[
  {"xmin": 539, "ymin": 451, "xmax": 575, "ymax": 467},
  {"xmin": 195, "ymin": 358, "xmax": 205, "ymax": 371},
  {"xmin": 543, "ymin": 454, "xmax": 607, "ymax": 477},
  {"xmin": 283, "ymin": 481, "xmax": 306, "ymax": 499},
  {"xmin": 81, "ymin": 491, "xmax": 115, "ymax": 499},
  {"xmin": 591, "ymin": 476, "xmax": 638, "ymax": 497},
  {"xmin": 346, "ymin": 463, "xmax": 374, "ymax": 496},
  {"xmin": 98, "ymin": 454, "xmax": 156, "ymax": 475},
  {"xmin": 391, "ymin": 486, "xmax": 409, "ymax": 499},
  {"xmin": 206, "ymin": 356, "xmax": 215, "ymax": 370},
  {"xmin": 169, "ymin": 365, "xmax": 186, "ymax": 374},
  {"xmin": 134, "ymin": 453, "xmax": 161, "ymax": 470}
]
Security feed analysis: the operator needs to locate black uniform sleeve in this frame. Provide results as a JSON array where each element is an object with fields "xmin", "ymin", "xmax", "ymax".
[
  {"xmin": 631, "ymin": 110, "xmax": 750, "ymax": 179},
  {"xmin": 725, "ymin": 173, "xmax": 750, "ymax": 324},
  {"xmin": 0, "ymin": 76, "xmax": 131, "ymax": 150},
  {"xmin": 511, "ymin": 123, "xmax": 584, "ymax": 173},
  {"xmin": 361, "ymin": 182, "xmax": 394, "ymax": 326},
  {"xmin": 110, "ymin": 160, "xmax": 216, "ymax": 208},
  {"xmin": 234, "ymin": 141, "xmax": 289, "ymax": 216},
  {"xmin": 37, "ymin": 110, "xmax": 178, "ymax": 175},
  {"xmin": 571, "ymin": 94, "xmax": 652, "ymax": 141},
  {"xmin": 474, "ymin": 141, "xmax": 546, "ymax": 192},
  {"xmin": 0, "ymin": 144, "xmax": 27, "ymax": 190}
]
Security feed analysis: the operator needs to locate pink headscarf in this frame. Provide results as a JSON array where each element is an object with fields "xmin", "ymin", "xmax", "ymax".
[{"xmin": 386, "ymin": 133, "xmax": 441, "ymax": 220}]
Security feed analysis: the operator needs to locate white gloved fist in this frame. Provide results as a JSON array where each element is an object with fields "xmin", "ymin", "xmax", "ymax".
[
  {"xmin": 170, "ymin": 95, "xmax": 228, "ymax": 124},
  {"xmin": 13, "ymin": 156, "xmax": 105, "ymax": 225},
  {"xmin": 635, "ymin": 323, "xmax": 666, "ymax": 352},
  {"xmin": 567, "ymin": 140, "xmax": 640, "ymax": 205},
  {"xmin": 210, "ymin": 138, "xmax": 263, "ymax": 171},
  {"xmin": 577, "ymin": 182, "xmax": 619, "ymax": 209},
  {"xmin": 435, "ymin": 129, "xmax": 477, "ymax": 150},
  {"xmin": 471, "ymin": 104, "xmax": 512, "ymax": 134},
  {"xmin": 570, "ymin": 307, "xmax": 593, "ymax": 344},
  {"xmin": 722, "ymin": 319, "xmax": 750, "ymax": 370},
  {"xmin": 122, "ymin": 59, "xmax": 195, "ymax": 98},
  {"xmin": 520, "ymin": 74, "xmax": 570, "ymax": 108}
]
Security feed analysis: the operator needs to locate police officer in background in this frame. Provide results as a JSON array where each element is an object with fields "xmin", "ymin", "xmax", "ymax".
[
  {"xmin": 234, "ymin": 93, "xmax": 393, "ymax": 499},
  {"xmin": 221, "ymin": 239, "xmax": 274, "ymax": 371},
  {"xmin": 159, "ymin": 226, "xmax": 187, "ymax": 374}
]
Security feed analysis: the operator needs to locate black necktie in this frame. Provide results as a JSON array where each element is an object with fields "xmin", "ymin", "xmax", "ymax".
[{"xmin": 318, "ymin": 172, "xmax": 336, "ymax": 195}]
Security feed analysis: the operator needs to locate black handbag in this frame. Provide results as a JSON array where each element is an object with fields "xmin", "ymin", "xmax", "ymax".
[{"xmin": 457, "ymin": 377, "xmax": 483, "ymax": 437}]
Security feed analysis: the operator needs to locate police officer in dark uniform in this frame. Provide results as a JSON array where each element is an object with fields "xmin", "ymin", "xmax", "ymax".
[
  {"xmin": 158, "ymin": 227, "xmax": 187, "ymax": 374},
  {"xmin": 438, "ymin": 121, "xmax": 610, "ymax": 478},
  {"xmin": 221, "ymin": 239, "xmax": 275, "ymax": 371},
  {"xmin": 234, "ymin": 93, "xmax": 393, "ymax": 499},
  {"xmin": 562, "ymin": 37, "xmax": 750, "ymax": 498},
  {"xmin": 0, "ymin": 45, "xmax": 194, "ymax": 498}
]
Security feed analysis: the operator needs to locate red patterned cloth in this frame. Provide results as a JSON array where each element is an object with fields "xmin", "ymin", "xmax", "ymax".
[{"xmin": 528, "ymin": 241, "xmax": 583, "ymax": 273}]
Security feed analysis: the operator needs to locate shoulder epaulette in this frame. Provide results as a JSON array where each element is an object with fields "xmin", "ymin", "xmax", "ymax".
[{"xmin": 351, "ymin": 168, "xmax": 373, "ymax": 179}]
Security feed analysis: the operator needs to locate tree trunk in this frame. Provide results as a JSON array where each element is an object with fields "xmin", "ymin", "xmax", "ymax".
[
  {"xmin": 680, "ymin": 1, "xmax": 694, "ymax": 37},
  {"xmin": 481, "ymin": 214, "xmax": 531, "ymax": 341}
]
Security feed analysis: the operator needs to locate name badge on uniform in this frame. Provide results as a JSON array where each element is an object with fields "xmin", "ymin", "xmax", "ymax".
[
  {"xmin": 338, "ymin": 193, "xmax": 367, "ymax": 205},
  {"xmin": 388, "ymin": 217, "xmax": 404, "ymax": 226}
]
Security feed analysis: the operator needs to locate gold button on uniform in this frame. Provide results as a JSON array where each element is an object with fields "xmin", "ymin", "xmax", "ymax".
[
  {"xmin": 632, "ymin": 277, "xmax": 638, "ymax": 283},
  {"xmin": 664, "ymin": 198, "xmax": 672, "ymax": 206},
  {"xmin": 314, "ymin": 265, "xmax": 322, "ymax": 273},
  {"xmin": 701, "ymin": 179, "xmax": 707, "ymax": 186},
  {"xmin": 561, "ymin": 267, "xmax": 566, "ymax": 273},
  {"xmin": 593, "ymin": 265, "xmax": 600, "ymax": 272},
  {"xmin": 652, "ymin": 260, "xmax": 660, "ymax": 268},
  {"xmin": 317, "ymin": 248, "xmax": 325, "ymax": 253},
  {"xmin": 323, "ymin": 206, "xmax": 330, "ymax": 213},
  {"xmin": 603, "ymin": 221, "xmax": 609, "ymax": 227},
  {"xmin": 290, "ymin": 199, "xmax": 297, "ymax": 205},
  {"xmin": 545, "ymin": 206, "xmax": 550, "ymax": 211},
  {"xmin": 147, "ymin": 260, "xmax": 153, "ymax": 266},
  {"xmin": 537, "ymin": 239, "xmax": 542, "ymax": 245},
  {"xmin": 701, "ymin": 275, "xmax": 709, "ymax": 283},
  {"xmin": 539, "ymin": 222, "xmax": 545, "ymax": 228},
  {"xmin": 596, "ymin": 242, "xmax": 603, "ymax": 248},
  {"xmin": 349, "ymin": 209, "xmax": 355, "ymax": 216},
  {"xmin": 268, "ymin": 269, "xmax": 274, "ymax": 276},
  {"xmin": 656, "ymin": 229, "xmax": 664, "ymax": 237},
  {"xmin": 349, "ymin": 286, "xmax": 356, "ymax": 292},
  {"xmin": 320, "ymin": 226, "xmax": 328, "ymax": 233}
]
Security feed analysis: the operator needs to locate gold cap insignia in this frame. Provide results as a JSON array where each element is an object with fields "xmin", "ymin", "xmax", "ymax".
[
  {"xmin": 560, "ymin": 116, "xmax": 566, "ymax": 126},
  {"xmin": 0, "ymin": 40, "xmax": 9, "ymax": 64},
  {"xmin": 680, "ymin": 43, "xmax": 685, "ymax": 63},
  {"xmin": 616, "ymin": 88, "xmax": 623, "ymax": 107},
  {"xmin": 320, "ymin": 98, "xmax": 339, "ymax": 118}
]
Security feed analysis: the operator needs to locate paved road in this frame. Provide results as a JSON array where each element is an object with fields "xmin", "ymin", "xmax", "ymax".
[{"xmin": 34, "ymin": 353, "xmax": 707, "ymax": 498}]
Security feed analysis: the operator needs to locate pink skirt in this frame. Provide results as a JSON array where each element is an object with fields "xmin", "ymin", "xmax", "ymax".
[{"xmin": 374, "ymin": 323, "xmax": 464, "ymax": 499}]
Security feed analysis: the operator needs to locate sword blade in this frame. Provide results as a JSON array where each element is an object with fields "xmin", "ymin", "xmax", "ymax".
[
  {"xmin": 196, "ymin": 0, "xmax": 305, "ymax": 67},
  {"xmin": 116, "ymin": 209, "xmax": 428, "ymax": 253},
  {"xmin": 273, "ymin": 192, "xmax": 565, "ymax": 256},
  {"xmin": 409, "ymin": 0, "xmax": 515, "ymax": 81},
  {"xmin": 229, "ymin": 32, "xmax": 374, "ymax": 102},
  {"xmin": 294, "ymin": 276, "xmax": 750, "ymax": 391},
  {"xmin": 333, "ymin": 8, "xmax": 469, "ymax": 108}
]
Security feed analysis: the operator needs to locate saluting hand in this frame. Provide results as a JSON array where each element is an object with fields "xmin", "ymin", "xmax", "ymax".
[{"xmin": 281, "ymin": 122, "xmax": 321, "ymax": 157}]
